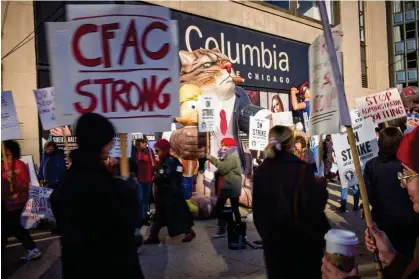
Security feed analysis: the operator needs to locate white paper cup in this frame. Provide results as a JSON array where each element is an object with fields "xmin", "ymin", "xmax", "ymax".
[{"xmin": 324, "ymin": 229, "xmax": 359, "ymax": 271}]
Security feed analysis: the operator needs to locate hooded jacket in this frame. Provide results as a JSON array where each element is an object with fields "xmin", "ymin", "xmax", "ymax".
[{"xmin": 38, "ymin": 149, "xmax": 66, "ymax": 185}]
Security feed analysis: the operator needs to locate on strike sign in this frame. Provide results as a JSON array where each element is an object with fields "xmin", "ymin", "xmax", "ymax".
[
  {"xmin": 46, "ymin": 5, "xmax": 179, "ymax": 133},
  {"xmin": 355, "ymin": 88, "xmax": 406, "ymax": 124},
  {"xmin": 249, "ymin": 116, "xmax": 269, "ymax": 151}
]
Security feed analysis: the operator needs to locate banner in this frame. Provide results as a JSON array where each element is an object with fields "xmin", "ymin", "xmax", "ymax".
[
  {"xmin": 332, "ymin": 110, "xmax": 378, "ymax": 188},
  {"xmin": 46, "ymin": 5, "xmax": 180, "ymax": 133},
  {"xmin": 20, "ymin": 155, "xmax": 40, "ymax": 187},
  {"xmin": 198, "ymin": 96, "xmax": 216, "ymax": 132},
  {"xmin": 33, "ymin": 87, "xmax": 58, "ymax": 130},
  {"xmin": 109, "ymin": 133, "xmax": 132, "ymax": 158},
  {"xmin": 1, "ymin": 91, "xmax": 21, "ymax": 141},
  {"xmin": 21, "ymin": 186, "xmax": 55, "ymax": 229},
  {"xmin": 249, "ymin": 116, "xmax": 269, "ymax": 151},
  {"xmin": 356, "ymin": 88, "xmax": 407, "ymax": 124},
  {"xmin": 272, "ymin": 111, "xmax": 293, "ymax": 126},
  {"xmin": 308, "ymin": 26, "xmax": 343, "ymax": 136}
]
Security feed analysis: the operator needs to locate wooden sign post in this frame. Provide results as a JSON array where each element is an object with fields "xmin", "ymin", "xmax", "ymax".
[
  {"xmin": 1, "ymin": 141, "xmax": 13, "ymax": 192},
  {"xmin": 119, "ymin": 133, "xmax": 129, "ymax": 178},
  {"xmin": 317, "ymin": 1, "xmax": 384, "ymax": 277}
]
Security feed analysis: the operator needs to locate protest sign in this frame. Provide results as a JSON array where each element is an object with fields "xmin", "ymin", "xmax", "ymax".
[
  {"xmin": 20, "ymin": 155, "xmax": 40, "ymax": 187},
  {"xmin": 109, "ymin": 133, "xmax": 132, "ymax": 158},
  {"xmin": 332, "ymin": 111, "xmax": 378, "ymax": 188},
  {"xmin": 46, "ymin": 5, "xmax": 180, "ymax": 133},
  {"xmin": 21, "ymin": 186, "xmax": 55, "ymax": 229},
  {"xmin": 198, "ymin": 96, "xmax": 216, "ymax": 132},
  {"xmin": 249, "ymin": 116, "xmax": 269, "ymax": 151},
  {"xmin": 308, "ymin": 26, "xmax": 346, "ymax": 136},
  {"xmin": 272, "ymin": 111, "xmax": 293, "ymax": 127},
  {"xmin": 355, "ymin": 88, "xmax": 407, "ymax": 124},
  {"xmin": 1, "ymin": 91, "xmax": 21, "ymax": 141},
  {"xmin": 309, "ymin": 135, "xmax": 324, "ymax": 177},
  {"xmin": 33, "ymin": 87, "xmax": 58, "ymax": 130},
  {"xmin": 52, "ymin": 136, "xmax": 78, "ymax": 152},
  {"xmin": 406, "ymin": 112, "xmax": 419, "ymax": 134}
]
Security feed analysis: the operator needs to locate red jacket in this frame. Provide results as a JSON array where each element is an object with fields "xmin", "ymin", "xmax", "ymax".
[
  {"xmin": 137, "ymin": 148, "xmax": 155, "ymax": 183},
  {"xmin": 1, "ymin": 159, "xmax": 30, "ymax": 211}
]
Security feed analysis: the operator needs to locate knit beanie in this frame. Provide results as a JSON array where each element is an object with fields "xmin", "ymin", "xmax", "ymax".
[
  {"xmin": 75, "ymin": 113, "xmax": 115, "ymax": 153},
  {"xmin": 398, "ymin": 126, "xmax": 419, "ymax": 173}
]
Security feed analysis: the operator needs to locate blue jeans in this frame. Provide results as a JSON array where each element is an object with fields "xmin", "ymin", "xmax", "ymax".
[
  {"xmin": 182, "ymin": 177, "xmax": 193, "ymax": 199},
  {"xmin": 138, "ymin": 183, "xmax": 152, "ymax": 220},
  {"xmin": 341, "ymin": 184, "xmax": 360, "ymax": 209}
]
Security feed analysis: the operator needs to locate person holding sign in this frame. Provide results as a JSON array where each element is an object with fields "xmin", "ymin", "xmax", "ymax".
[
  {"xmin": 55, "ymin": 113, "xmax": 144, "ymax": 279},
  {"xmin": 38, "ymin": 141, "xmax": 66, "ymax": 189},
  {"xmin": 144, "ymin": 139, "xmax": 196, "ymax": 244},
  {"xmin": 1, "ymin": 140, "xmax": 41, "ymax": 261},
  {"xmin": 206, "ymin": 138, "xmax": 243, "ymax": 238},
  {"xmin": 253, "ymin": 126, "xmax": 330, "ymax": 279}
]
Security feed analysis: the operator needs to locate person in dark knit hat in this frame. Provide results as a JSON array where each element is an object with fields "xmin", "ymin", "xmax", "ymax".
[
  {"xmin": 144, "ymin": 139, "xmax": 195, "ymax": 244},
  {"xmin": 56, "ymin": 113, "xmax": 144, "ymax": 279}
]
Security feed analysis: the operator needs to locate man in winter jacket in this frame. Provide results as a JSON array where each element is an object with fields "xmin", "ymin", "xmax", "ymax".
[{"xmin": 38, "ymin": 141, "xmax": 66, "ymax": 189}]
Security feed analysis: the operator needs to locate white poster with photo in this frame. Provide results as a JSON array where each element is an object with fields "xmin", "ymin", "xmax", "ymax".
[
  {"xmin": 308, "ymin": 26, "xmax": 344, "ymax": 136},
  {"xmin": 20, "ymin": 155, "xmax": 40, "ymax": 187},
  {"xmin": 1, "ymin": 91, "xmax": 21, "ymax": 140},
  {"xmin": 355, "ymin": 88, "xmax": 407, "ymax": 124},
  {"xmin": 332, "ymin": 111, "xmax": 378, "ymax": 188},
  {"xmin": 21, "ymin": 186, "xmax": 55, "ymax": 229},
  {"xmin": 33, "ymin": 87, "xmax": 58, "ymax": 130},
  {"xmin": 198, "ymin": 95, "xmax": 216, "ymax": 132},
  {"xmin": 268, "ymin": 92, "xmax": 290, "ymax": 113},
  {"xmin": 248, "ymin": 116, "xmax": 269, "ymax": 151},
  {"xmin": 109, "ymin": 134, "xmax": 132, "ymax": 158},
  {"xmin": 47, "ymin": 5, "xmax": 179, "ymax": 133},
  {"xmin": 272, "ymin": 111, "xmax": 293, "ymax": 127}
]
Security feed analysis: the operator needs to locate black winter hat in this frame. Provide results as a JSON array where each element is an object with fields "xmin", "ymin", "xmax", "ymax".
[{"xmin": 75, "ymin": 113, "xmax": 115, "ymax": 152}]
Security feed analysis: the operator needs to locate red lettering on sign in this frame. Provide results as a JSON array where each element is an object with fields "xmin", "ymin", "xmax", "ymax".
[
  {"xmin": 119, "ymin": 19, "xmax": 143, "ymax": 66},
  {"xmin": 101, "ymin": 23, "xmax": 120, "ymax": 68},
  {"xmin": 74, "ymin": 80, "xmax": 98, "ymax": 113},
  {"xmin": 142, "ymin": 22, "xmax": 169, "ymax": 60},
  {"xmin": 72, "ymin": 24, "xmax": 101, "ymax": 67}
]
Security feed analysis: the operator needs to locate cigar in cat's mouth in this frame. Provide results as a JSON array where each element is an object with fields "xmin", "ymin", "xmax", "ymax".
[{"xmin": 232, "ymin": 77, "xmax": 245, "ymax": 84}]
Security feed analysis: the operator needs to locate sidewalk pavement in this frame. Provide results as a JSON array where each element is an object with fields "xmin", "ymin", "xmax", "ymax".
[{"xmin": 3, "ymin": 183, "xmax": 380, "ymax": 279}]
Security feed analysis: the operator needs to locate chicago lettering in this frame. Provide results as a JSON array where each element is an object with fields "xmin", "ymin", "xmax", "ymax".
[{"xmin": 185, "ymin": 25, "xmax": 290, "ymax": 85}]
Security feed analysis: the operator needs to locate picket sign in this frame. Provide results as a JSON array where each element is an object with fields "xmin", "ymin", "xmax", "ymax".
[
  {"xmin": 248, "ymin": 116, "xmax": 269, "ymax": 151},
  {"xmin": 21, "ymin": 186, "xmax": 55, "ymax": 229},
  {"xmin": 109, "ymin": 133, "xmax": 132, "ymax": 158},
  {"xmin": 272, "ymin": 111, "xmax": 293, "ymax": 127},
  {"xmin": 20, "ymin": 155, "xmax": 40, "ymax": 187},
  {"xmin": 355, "ymin": 88, "xmax": 407, "ymax": 124},
  {"xmin": 332, "ymin": 110, "xmax": 378, "ymax": 188},
  {"xmin": 2, "ymin": 91, "xmax": 22, "ymax": 192},
  {"xmin": 308, "ymin": 25, "xmax": 349, "ymax": 136},
  {"xmin": 33, "ymin": 87, "xmax": 57, "ymax": 130}
]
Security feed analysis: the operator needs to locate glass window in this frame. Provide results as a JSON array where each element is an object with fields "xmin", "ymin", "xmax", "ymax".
[
  {"xmin": 393, "ymin": 1, "xmax": 401, "ymax": 13},
  {"xmin": 395, "ymin": 41, "xmax": 405, "ymax": 53},
  {"xmin": 404, "ymin": 1, "xmax": 415, "ymax": 11},
  {"xmin": 393, "ymin": 13, "xmax": 403, "ymax": 25},
  {"xmin": 408, "ymin": 69, "xmax": 418, "ymax": 81},
  {"xmin": 297, "ymin": 1, "xmax": 320, "ymax": 21},
  {"xmin": 407, "ymin": 59, "xmax": 417, "ymax": 69},
  {"xmin": 394, "ymin": 55, "xmax": 405, "ymax": 71},
  {"xmin": 405, "ymin": 10, "xmax": 415, "ymax": 21},
  {"xmin": 393, "ymin": 26, "xmax": 403, "ymax": 42},
  {"xmin": 265, "ymin": 1, "xmax": 290, "ymax": 10},
  {"xmin": 396, "ymin": 71, "xmax": 406, "ymax": 83},
  {"xmin": 406, "ymin": 39, "xmax": 417, "ymax": 52}
]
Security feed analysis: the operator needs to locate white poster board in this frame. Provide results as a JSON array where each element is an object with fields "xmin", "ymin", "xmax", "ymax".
[
  {"xmin": 20, "ymin": 155, "xmax": 40, "ymax": 187},
  {"xmin": 355, "ymin": 88, "xmax": 407, "ymax": 124},
  {"xmin": 332, "ymin": 110, "xmax": 378, "ymax": 188},
  {"xmin": 248, "ymin": 116, "xmax": 269, "ymax": 151},
  {"xmin": 272, "ymin": 111, "xmax": 293, "ymax": 127},
  {"xmin": 198, "ymin": 95, "xmax": 216, "ymax": 132},
  {"xmin": 21, "ymin": 186, "xmax": 55, "ymax": 229},
  {"xmin": 33, "ymin": 87, "xmax": 58, "ymax": 130},
  {"xmin": 109, "ymin": 133, "xmax": 133, "ymax": 158},
  {"xmin": 1, "ymin": 91, "xmax": 21, "ymax": 140},
  {"xmin": 308, "ymin": 26, "xmax": 343, "ymax": 136},
  {"xmin": 309, "ymin": 135, "xmax": 324, "ymax": 177},
  {"xmin": 46, "ymin": 5, "xmax": 179, "ymax": 133}
]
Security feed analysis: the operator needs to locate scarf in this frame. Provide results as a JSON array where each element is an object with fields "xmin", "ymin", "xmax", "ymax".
[{"xmin": 218, "ymin": 146, "xmax": 238, "ymax": 160}]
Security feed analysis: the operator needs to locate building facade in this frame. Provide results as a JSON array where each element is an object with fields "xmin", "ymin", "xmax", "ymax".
[
  {"xmin": 386, "ymin": 0, "xmax": 419, "ymax": 89},
  {"xmin": 1, "ymin": 0, "xmax": 390, "ymax": 164}
]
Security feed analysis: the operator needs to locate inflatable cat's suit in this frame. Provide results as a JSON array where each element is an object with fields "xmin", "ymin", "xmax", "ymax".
[{"xmin": 170, "ymin": 48, "xmax": 271, "ymax": 213}]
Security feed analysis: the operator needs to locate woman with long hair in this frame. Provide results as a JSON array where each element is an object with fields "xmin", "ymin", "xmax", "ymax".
[
  {"xmin": 253, "ymin": 125, "xmax": 330, "ymax": 278},
  {"xmin": 1, "ymin": 140, "xmax": 41, "ymax": 261},
  {"xmin": 206, "ymin": 138, "xmax": 242, "ymax": 238},
  {"xmin": 294, "ymin": 135, "xmax": 316, "ymax": 172},
  {"xmin": 271, "ymin": 94, "xmax": 284, "ymax": 113}
]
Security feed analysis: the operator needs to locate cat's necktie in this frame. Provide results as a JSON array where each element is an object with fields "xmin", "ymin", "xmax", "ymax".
[{"xmin": 220, "ymin": 109, "xmax": 227, "ymax": 136}]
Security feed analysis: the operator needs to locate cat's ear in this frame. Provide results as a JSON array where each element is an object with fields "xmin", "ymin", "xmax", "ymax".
[{"xmin": 179, "ymin": 51, "xmax": 195, "ymax": 66}]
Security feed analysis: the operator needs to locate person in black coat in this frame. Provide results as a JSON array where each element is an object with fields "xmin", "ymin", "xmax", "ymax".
[
  {"xmin": 253, "ymin": 125, "xmax": 330, "ymax": 279},
  {"xmin": 144, "ymin": 139, "xmax": 195, "ymax": 244},
  {"xmin": 54, "ymin": 113, "xmax": 144, "ymax": 279},
  {"xmin": 364, "ymin": 127, "xmax": 419, "ymax": 259}
]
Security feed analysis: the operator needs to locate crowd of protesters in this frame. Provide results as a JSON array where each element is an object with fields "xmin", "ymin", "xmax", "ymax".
[{"xmin": 2, "ymin": 111, "xmax": 419, "ymax": 279}]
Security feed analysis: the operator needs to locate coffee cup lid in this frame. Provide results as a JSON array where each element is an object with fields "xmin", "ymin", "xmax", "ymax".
[{"xmin": 324, "ymin": 229, "xmax": 359, "ymax": 245}]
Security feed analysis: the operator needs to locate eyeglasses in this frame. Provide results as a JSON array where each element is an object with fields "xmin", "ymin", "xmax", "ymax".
[{"xmin": 397, "ymin": 172, "xmax": 419, "ymax": 183}]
